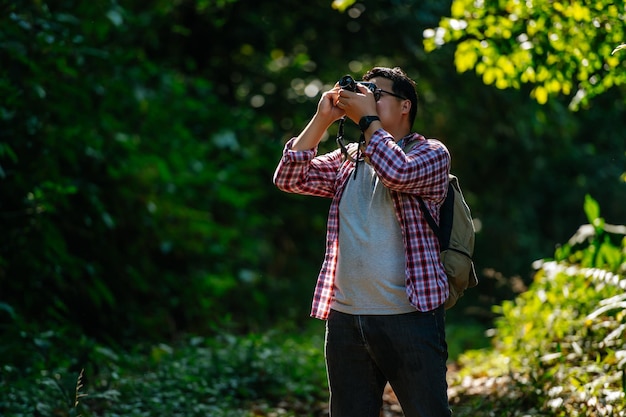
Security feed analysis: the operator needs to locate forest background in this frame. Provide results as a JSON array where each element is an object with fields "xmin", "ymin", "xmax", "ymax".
[{"xmin": 1, "ymin": 0, "xmax": 625, "ymax": 416}]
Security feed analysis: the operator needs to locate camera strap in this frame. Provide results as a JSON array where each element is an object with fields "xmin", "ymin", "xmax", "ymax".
[{"xmin": 336, "ymin": 117, "xmax": 365, "ymax": 179}]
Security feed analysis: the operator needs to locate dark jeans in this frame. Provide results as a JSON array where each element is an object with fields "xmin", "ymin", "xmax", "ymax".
[{"xmin": 324, "ymin": 307, "xmax": 451, "ymax": 417}]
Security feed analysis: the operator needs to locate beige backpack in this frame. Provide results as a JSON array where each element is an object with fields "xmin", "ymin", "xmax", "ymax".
[{"xmin": 417, "ymin": 175, "xmax": 478, "ymax": 309}]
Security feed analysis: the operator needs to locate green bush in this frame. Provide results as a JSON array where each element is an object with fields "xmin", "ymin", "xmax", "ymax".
[
  {"xmin": 452, "ymin": 196, "xmax": 626, "ymax": 416},
  {"xmin": 0, "ymin": 329, "xmax": 328, "ymax": 417}
]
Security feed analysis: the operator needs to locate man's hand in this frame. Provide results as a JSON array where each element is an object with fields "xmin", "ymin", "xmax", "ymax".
[
  {"xmin": 336, "ymin": 83, "xmax": 378, "ymax": 125},
  {"xmin": 290, "ymin": 85, "xmax": 345, "ymax": 151},
  {"xmin": 314, "ymin": 85, "xmax": 345, "ymax": 126}
]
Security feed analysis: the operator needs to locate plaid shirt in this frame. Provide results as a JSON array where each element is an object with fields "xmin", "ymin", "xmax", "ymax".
[{"xmin": 273, "ymin": 129, "xmax": 451, "ymax": 320}]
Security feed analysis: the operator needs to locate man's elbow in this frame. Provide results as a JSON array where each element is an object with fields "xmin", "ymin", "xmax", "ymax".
[{"xmin": 272, "ymin": 172, "xmax": 294, "ymax": 193}]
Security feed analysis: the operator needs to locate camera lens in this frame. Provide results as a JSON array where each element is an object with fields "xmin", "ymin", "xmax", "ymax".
[{"xmin": 338, "ymin": 75, "xmax": 356, "ymax": 91}]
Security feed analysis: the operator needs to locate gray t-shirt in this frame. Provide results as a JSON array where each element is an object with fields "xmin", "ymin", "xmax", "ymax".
[{"xmin": 331, "ymin": 161, "xmax": 416, "ymax": 314}]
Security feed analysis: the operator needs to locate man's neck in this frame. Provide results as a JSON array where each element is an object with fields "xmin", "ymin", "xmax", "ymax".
[{"xmin": 392, "ymin": 128, "xmax": 412, "ymax": 142}]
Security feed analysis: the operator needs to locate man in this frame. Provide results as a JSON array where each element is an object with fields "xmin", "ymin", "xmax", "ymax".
[{"xmin": 273, "ymin": 66, "xmax": 451, "ymax": 417}]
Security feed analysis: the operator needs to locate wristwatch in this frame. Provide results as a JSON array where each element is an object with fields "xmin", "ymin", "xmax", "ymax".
[{"xmin": 358, "ymin": 115, "xmax": 380, "ymax": 131}]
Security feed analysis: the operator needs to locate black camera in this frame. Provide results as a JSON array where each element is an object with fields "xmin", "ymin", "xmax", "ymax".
[{"xmin": 338, "ymin": 74, "xmax": 377, "ymax": 93}]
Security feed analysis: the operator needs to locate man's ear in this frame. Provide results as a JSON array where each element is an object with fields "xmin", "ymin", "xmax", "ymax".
[{"xmin": 402, "ymin": 99, "xmax": 411, "ymax": 115}]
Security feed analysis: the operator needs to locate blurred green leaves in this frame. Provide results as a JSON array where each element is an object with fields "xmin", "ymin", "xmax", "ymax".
[{"xmin": 0, "ymin": 1, "xmax": 287, "ymax": 341}]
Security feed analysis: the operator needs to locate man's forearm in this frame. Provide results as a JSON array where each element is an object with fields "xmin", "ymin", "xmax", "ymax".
[{"xmin": 291, "ymin": 114, "xmax": 332, "ymax": 151}]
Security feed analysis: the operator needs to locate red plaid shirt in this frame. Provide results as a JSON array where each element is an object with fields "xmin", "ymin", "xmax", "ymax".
[{"xmin": 273, "ymin": 129, "xmax": 451, "ymax": 320}]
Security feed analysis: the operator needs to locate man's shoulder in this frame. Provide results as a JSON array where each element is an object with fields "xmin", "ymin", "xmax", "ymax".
[
  {"xmin": 405, "ymin": 133, "xmax": 449, "ymax": 153},
  {"xmin": 427, "ymin": 138, "xmax": 449, "ymax": 155}
]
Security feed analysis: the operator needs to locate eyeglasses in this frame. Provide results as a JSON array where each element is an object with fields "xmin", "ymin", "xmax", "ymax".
[{"xmin": 373, "ymin": 88, "xmax": 407, "ymax": 101}]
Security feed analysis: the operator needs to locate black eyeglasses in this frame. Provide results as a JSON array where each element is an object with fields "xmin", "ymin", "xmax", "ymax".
[{"xmin": 374, "ymin": 88, "xmax": 407, "ymax": 101}]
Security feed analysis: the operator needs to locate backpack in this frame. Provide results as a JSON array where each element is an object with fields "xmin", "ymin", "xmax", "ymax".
[{"xmin": 417, "ymin": 175, "xmax": 478, "ymax": 309}]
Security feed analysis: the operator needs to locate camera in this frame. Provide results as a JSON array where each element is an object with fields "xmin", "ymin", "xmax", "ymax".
[{"xmin": 338, "ymin": 74, "xmax": 377, "ymax": 93}]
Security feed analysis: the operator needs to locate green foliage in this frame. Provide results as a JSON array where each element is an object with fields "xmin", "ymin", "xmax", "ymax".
[
  {"xmin": 424, "ymin": 0, "xmax": 626, "ymax": 109},
  {"xmin": 0, "ymin": 330, "xmax": 328, "ymax": 417},
  {"xmin": 1, "ymin": 0, "xmax": 625, "ymax": 351},
  {"xmin": 454, "ymin": 197, "xmax": 626, "ymax": 416},
  {"xmin": 0, "ymin": 0, "xmax": 310, "ymax": 341},
  {"xmin": 2, "ymin": 1, "xmax": 626, "ymax": 413}
]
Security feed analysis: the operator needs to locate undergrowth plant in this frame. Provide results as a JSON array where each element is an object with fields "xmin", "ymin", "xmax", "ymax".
[
  {"xmin": 1, "ymin": 329, "xmax": 328, "ymax": 417},
  {"xmin": 454, "ymin": 195, "xmax": 626, "ymax": 416}
]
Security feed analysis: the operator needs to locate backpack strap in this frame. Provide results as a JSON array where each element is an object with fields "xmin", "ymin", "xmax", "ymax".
[
  {"xmin": 417, "ymin": 181, "xmax": 454, "ymax": 250},
  {"xmin": 417, "ymin": 196, "xmax": 440, "ymax": 237},
  {"xmin": 401, "ymin": 136, "xmax": 453, "ymax": 249}
]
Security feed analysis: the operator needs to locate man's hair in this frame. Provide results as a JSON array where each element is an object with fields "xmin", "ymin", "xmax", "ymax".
[{"xmin": 362, "ymin": 66, "xmax": 418, "ymax": 128}]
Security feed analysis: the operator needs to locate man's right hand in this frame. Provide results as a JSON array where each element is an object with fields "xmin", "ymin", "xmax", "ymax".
[
  {"xmin": 315, "ymin": 85, "xmax": 345, "ymax": 125},
  {"xmin": 291, "ymin": 86, "xmax": 345, "ymax": 151}
]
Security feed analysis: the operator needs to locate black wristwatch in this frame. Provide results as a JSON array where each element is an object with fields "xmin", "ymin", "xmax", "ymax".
[{"xmin": 358, "ymin": 115, "xmax": 380, "ymax": 131}]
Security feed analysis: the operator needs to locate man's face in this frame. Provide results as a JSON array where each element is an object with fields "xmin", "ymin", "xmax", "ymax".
[{"xmin": 369, "ymin": 77, "xmax": 410, "ymax": 133}]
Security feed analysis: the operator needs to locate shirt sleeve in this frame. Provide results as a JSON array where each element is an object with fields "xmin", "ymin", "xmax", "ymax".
[
  {"xmin": 272, "ymin": 137, "xmax": 344, "ymax": 199},
  {"xmin": 363, "ymin": 129, "xmax": 450, "ymax": 203}
]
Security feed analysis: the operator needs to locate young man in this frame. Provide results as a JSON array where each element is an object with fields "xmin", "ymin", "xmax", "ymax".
[{"xmin": 273, "ymin": 67, "xmax": 451, "ymax": 417}]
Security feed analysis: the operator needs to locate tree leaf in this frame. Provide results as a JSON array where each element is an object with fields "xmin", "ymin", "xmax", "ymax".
[{"xmin": 612, "ymin": 44, "xmax": 626, "ymax": 55}]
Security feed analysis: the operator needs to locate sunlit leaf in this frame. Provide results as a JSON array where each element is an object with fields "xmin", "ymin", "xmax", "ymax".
[
  {"xmin": 584, "ymin": 194, "xmax": 601, "ymax": 225},
  {"xmin": 612, "ymin": 44, "xmax": 626, "ymax": 55},
  {"xmin": 533, "ymin": 85, "xmax": 548, "ymax": 104},
  {"xmin": 331, "ymin": 0, "xmax": 356, "ymax": 12}
]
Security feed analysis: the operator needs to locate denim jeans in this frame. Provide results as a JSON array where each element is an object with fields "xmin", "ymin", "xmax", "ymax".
[{"xmin": 324, "ymin": 307, "xmax": 451, "ymax": 417}]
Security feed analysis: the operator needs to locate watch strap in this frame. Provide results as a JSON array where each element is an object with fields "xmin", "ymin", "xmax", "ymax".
[{"xmin": 358, "ymin": 115, "xmax": 380, "ymax": 131}]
